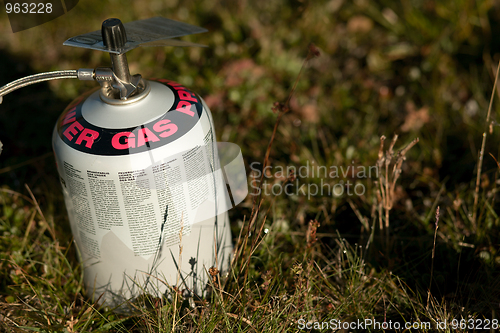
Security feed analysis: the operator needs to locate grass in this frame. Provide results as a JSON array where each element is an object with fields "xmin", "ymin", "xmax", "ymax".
[{"xmin": 1, "ymin": 0, "xmax": 500, "ymax": 331}]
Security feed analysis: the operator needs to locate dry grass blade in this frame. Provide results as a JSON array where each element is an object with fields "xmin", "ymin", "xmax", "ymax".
[
  {"xmin": 257, "ymin": 43, "xmax": 320, "ymax": 199},
  {"xmin": 0, "ymin": 152, "xmax": 52, "ymax": 175},
  {"xmin": 226, "ymin": 313, "xmax": 256, "ymax": 331},
  {"xmin": 348, "ymin": 198, "xmax": 369, "ymax": 230},
  {"xmin": 473, "ymin": 60, "xmax": 500, "ymax": 228},
  {"xmin": 489, "ymin": 152, "xmax": 500, "ymax": 170},
  {"xmin": 426, "ymin": 206, "xmax": 440, "ymax": 310},
  {"xmin": 24, "ymin": 183, "xmax": 56, "ymax": 242},
  {"xmin": 0, "ymin": 187, "xmax": 35, "ymax": 204},
  {"xmin": 237, "ymin": 43, "xmax": 321, "ymax": 299},
  {"xmin": 376, "ymin": 135, "xmax": 419, "ymax": 237}
]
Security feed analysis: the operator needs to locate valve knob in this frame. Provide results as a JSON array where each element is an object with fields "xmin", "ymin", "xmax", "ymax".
[{"xmin": 102, "ymin": 18, "xmax": 127, "ymax": 50}]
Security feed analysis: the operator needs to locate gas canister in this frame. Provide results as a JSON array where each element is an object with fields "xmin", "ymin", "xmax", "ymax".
[{"xmin": 0, "ymin": 17, "xmax": 237, "ymax": 308}]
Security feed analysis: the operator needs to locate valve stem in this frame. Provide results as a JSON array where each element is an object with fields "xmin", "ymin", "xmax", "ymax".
[{"xmin": 101, "ymin": 18, "xmax": 131, "ymax": 84}]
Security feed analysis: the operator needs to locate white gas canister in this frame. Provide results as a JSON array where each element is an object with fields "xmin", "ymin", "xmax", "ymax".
[
  {"xmin": 53, "ymin": 78, "xmax": 233, "ymax": 307},
  {"xmin": 1, "ymin": 17, "xmax": 238, "ymax": 308}
]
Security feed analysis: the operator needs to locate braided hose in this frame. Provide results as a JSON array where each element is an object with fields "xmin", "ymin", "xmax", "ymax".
[{"xmin": 0, "ymin": 70, "xmax": 80, "ymax": 104}]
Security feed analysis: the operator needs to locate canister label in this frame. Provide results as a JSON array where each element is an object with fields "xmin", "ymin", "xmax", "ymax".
[{"xmin": 56, "ymin": 79, "xmax": 203, "ymax": 155}]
